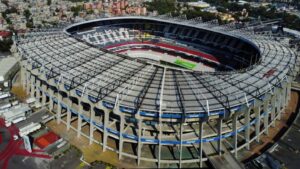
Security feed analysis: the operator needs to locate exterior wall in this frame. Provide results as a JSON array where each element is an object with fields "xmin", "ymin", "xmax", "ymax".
[
  {"xmin": 20, "ymin": 59, "xmax": 292, "ymax": 167},
  {"xmin": 0, "ymin": 60, "xmax": 19, "ymax": 90}
]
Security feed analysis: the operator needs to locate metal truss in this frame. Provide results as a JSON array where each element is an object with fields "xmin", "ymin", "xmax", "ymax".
[
  {"xmin": 68, "ymin": 57, "xmax": 126, "ymax": 91},
  {"xmin": 192, "ymin": 73, "xmax": 231, "ymax": 116},
  {"xmin": 172, "ymin": 71, "xmax": 186, "ymax": 122},
  {"xmin": 133, "ymin": 67, "xmax": 159, "ymax": 113},
  {"xmin": 96, "ymin": 64, "xmax": 147, "ymax": 101},
  {"xmin": 217, "ymin": 75, "xmax": 263, "ymax": 102},
  {"xmin": 46, "ymin": 48, "xmax": 104, "ymax": 80},
  {"xmin": 182, "ymin": 71, "xmax": 209, "ymax": 115},
  {"xmin": 16, "ymin": 16, "xmax": 299, "ymax": 115},
  {"xmin": 115, "ymin": 65, "xmax": 155, "ymax": 110}
]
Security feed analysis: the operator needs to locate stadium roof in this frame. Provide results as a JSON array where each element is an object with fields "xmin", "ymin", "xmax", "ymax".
[{"xmin": 16, "ymin": 16, "xmax": 300, "ymax": 115}]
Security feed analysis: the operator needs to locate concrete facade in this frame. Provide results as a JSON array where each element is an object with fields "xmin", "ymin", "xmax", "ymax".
[
  {"xmin": 20, "ymin": 59, "xmax": 294, "ymax": 167},
  {"xmin": 15, "ymin": 16, "xmax": 300, "ymax": 168}
]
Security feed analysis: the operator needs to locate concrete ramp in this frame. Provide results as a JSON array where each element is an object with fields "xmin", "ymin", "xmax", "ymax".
[
  {"xmin": 203, "ymin": 142, "xmax": 244, "ymax": 169},
  {"xmin": 208, "ymin": 152, "xmax": 244, "ymax": 169}
]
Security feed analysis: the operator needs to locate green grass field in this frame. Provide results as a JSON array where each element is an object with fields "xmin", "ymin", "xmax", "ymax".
[{"xmin": 174, "ymin": 59, "xmax": 197, "ymax": 70}]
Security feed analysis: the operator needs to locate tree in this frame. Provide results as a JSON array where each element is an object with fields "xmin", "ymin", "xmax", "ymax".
[
  {"xmin": 6, "ymin": 18, "xmax": 11, "ymax": 25},
  {"xmin": 6, "ymin": 7, "xmax": 17, "ymax": 14},
  {"xmin": 2, "ymin": 0, "xmax": 8, "ymax": 6},
  {"xmin": 26, "ymin": 22, "xmax": 33, "ymax": 28},
  {"xmin": 144, "ymin": 0, "xmax": 177, "ymax": 15},
  {"xmin": 0, "ymin": 38, "xmax": 13, "ymax": 52},
  {"xmin": 47, "ymin": 0, "xmax": 51, "ymax": 6},
  {"xmin": 71, "ymin": 5, "xmax": 82, "ymax": 17},
  {"xmin": 87, "ymin": 9, "xmax": 94, "ymax": 15},
  {"xmin": 24, "ymin": 9, "xmax": 31, "ymax": 20}
]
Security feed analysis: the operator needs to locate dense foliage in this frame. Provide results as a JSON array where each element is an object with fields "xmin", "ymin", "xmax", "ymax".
[
  {"xmin": 144, "ymin": 0, "xmax": 177, "ymax": 15},
  {"xmin": 145, "ymin": 0, "xmax": 300, "ymax": 30},
  {"xmin": 71, "ymin": 5, "xmax": 83, "ymax": 17},
  {"xmin": 0, "ymin": 38, "xmax": 13, "ymax": 52}
]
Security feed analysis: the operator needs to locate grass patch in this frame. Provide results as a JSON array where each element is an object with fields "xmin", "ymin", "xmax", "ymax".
[{"xmin": 174, "ymin": 59, "xmax": 196, "ymax": 70}]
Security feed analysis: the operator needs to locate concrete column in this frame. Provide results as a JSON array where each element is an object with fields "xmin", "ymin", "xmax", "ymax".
[
  {"xmin": 137, "ymin": 118, "xmax": 143, "ymax": 166},
  {"xmin": 179, "ymin": 122, "xmax": 183, "ymax": 168},
  {"xmin": 287, "ymin": 82, "xmax": 291, "ymax": 104},
  {"xmin": 217, "ymin": 118, "xmax": 223, "ymax": 155},
  {"xmin": 199, "ymin": 120, "xmax": 204, "ymax": 168},
  {"xmin": 77, "ymin": 101, "xmax": 83, "ymax": 137},
  {"xmin": 30, "ymin": 76, "xmax": 35, "ymax": 98},
  {"xmin": 56, "ymin": 93, "xmax": 62, "ymax": 124},
  {"xmin": 254, "ymin": 106, "xmax": 261, "ymax": 142},
  {"xmin": 20, "ymin": 65, "xmax": 26, "ymax": 90},
  {"xmin": 244, "ymin": 108, "xmax": 251, "ymax": 150},
  {"xmin": 276, "ymin": 92, "xmax": 282, "ymax": 120},
  {"xmin": 41, "ymin": 85, "xmax": 47, "ymax": 106},
  {"xmin": 36, "ymin": 80, "xmax": 41, "ymax": 103},
  {"xmin": 118, "ymin": 113, "xmax": 125, "ymax": 160},
  {"xmin": 49, "ymin": 90, "xmax": 54, "ymax": 112},
  {"xmin": 89, "ymin": 105, "xmax": 95, "ymax": 145},
  {"xmin": 103, "ymin": 109, "xmax": 110, "ymax": 152},
  {"xmin": 263, "ymin": 102, "xmax": 269, "ymax": 135},
  {"xmin": 26, "ymin": 72, "xmax": 31, "ymax": 94},
  {"xmin": 158, "ymin": 120, "xmax": 162, "ymax": 168},
  {"xmin": 281, "ymin": 83, "xmax": 287, "ymax": 110},
  {"xmin": 66, "ymin": 98, "xmax": 72, "ymax": 131},
  {"xmin": 233, "ymin": 114, "xmax": 238, "ymax": 158},
  {"xmin": 271, "ymin": 96, "xmax": 276, "ymax": 128}
]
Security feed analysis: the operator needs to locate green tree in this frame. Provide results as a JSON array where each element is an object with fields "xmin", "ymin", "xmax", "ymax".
[
  {"xmin": 87, "ymin": 9, "xmax": 94, "ymax": 15},
  {"xmin": 71, "ymin": 5, "xmax": 82, "ymax": 17},
  {"xmin": 0, "ymin": 38, "xmax": 13, "ymax": 52},
  {"xmin": 47, "ymin": 0, "xmax": 51, "ymax": 6},
  {"xmin": 26, "ymin": 21, "xmax": 33, "ymax": 28},
  {"xmin": 144, "ymin": 0, "xmax": 177, "ymax": 15},
  {"xmin": 24, "ymin": 9, "xmax": 31, "ymax": 20},
  {"xmin": 6, "ymin": 18, "xmax": 11, "ymax": 25}
]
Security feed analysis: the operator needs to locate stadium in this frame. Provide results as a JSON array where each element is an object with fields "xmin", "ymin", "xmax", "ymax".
[{"xmin": 15, "ymin": 16, "xmax": 299, "ymax": 168}]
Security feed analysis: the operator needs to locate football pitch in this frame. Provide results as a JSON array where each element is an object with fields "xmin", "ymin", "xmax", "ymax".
[{"xmin": 174, "ymin": 59, "xmax": 197, "ymax": 70}]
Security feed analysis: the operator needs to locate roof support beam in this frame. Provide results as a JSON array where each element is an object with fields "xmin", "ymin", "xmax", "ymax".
[
  {"xmin": 158, "ymin": 67, "xmax": 166, "ymax": 168},
  {"xmin": 67, "ymin": 58, "xmax": 125, "ymax": 91},
  {"xmin": 96, "ymin": 64, "xmax": 147, "ymax": 101},
  {"xmin": 217, "ymin": 75, "xmax": 263, "ymax": 101},
  {"xmin": 133, "ymin": 67, "xmax": 158, "ymax": 113},
  {"xmin": 172, "ymin": 71, "xmax": 186, "ymax": 121},
  {"xmin": 192, "ymin": 73, "xmax": 231, "ymax": 116}
]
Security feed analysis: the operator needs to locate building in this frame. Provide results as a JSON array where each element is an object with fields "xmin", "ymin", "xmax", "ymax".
[
  {"xmin": 0, "ymin": 31, "xmax": 11, "ymax": 40},
  {"xmin": 16, "ymin": 16, "xmax": 300, "ymax": 168},
  {"xmin": 0, "ymin": 104, "xmax": 31, "ymax": 123}
]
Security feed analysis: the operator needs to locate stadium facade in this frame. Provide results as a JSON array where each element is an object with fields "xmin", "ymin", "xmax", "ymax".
[{"xmin": 14, "ymin": 16, "xmax": 300, "ymax": 167}]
